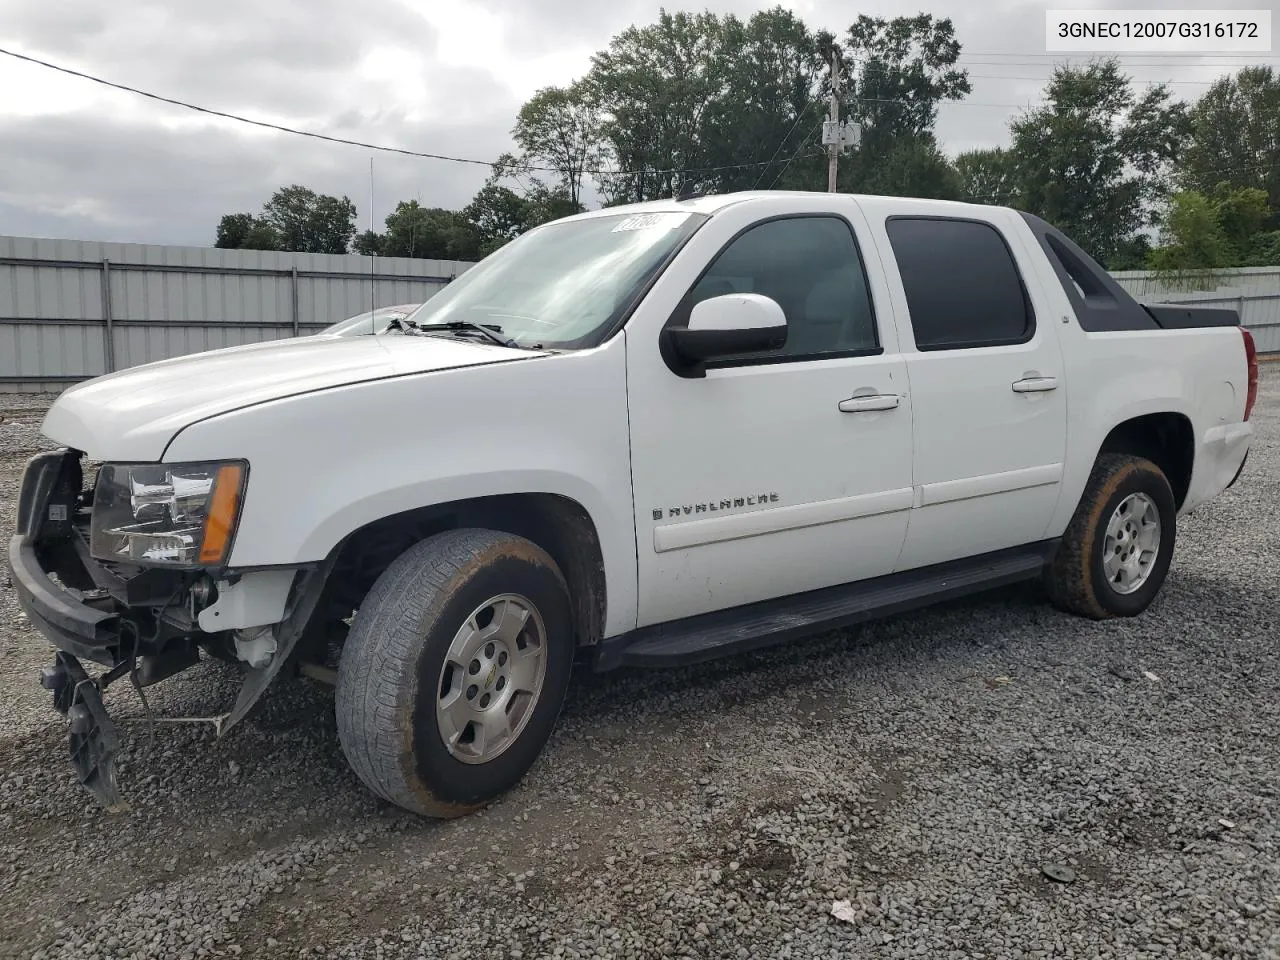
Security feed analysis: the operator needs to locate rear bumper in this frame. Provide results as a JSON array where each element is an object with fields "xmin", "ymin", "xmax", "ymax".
[{"xmin": 8, "ymin": 534, "xmax": 120, "ymax": 664}]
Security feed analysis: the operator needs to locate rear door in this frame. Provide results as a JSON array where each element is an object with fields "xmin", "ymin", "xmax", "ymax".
[{"xmin": 861, "ymin": 203, "xmax": 1069, "ymax": 571}]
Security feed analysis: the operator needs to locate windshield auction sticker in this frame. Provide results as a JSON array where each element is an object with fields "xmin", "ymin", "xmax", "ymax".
[
  {"xmin": 611, "ymin": 212, "xmax": 692, "ymax": 233},
  {"xmin": 1046, "ymin": 9, "xmax": 1271, "ymax": 51}
]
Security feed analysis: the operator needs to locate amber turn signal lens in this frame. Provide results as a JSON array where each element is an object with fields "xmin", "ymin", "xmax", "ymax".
[{"xmin": 199, "ymin": 463, "xmax": 245, "ymax": 564}]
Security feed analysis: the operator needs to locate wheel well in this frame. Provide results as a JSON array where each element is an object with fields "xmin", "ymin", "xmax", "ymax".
[
  {"xmin": 1098, "ymin": 413, "xmax": 1194, "ymax": 509},
  {"xmin": 320, "ymin": 494, "xmax": 607, "ymax": 648}
]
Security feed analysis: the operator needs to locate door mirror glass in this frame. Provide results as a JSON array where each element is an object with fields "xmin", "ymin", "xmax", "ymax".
[{"xmin": 667, "ymin": 293, "xmax": 788, "ymax": 370}]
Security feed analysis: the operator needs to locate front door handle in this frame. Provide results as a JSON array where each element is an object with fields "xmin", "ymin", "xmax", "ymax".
[
  {"xmin": 839, "ymin": 394, "xmax": 900, "ymax": 413},
  {"xmin": 1012, "ymin": 376, "xmax": 1058, "ymax": 393}
]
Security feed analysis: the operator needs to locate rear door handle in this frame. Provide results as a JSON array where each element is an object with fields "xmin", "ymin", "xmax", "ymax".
[
  {"xmin": 839, "ymin": 394, "xmax": 900, "ymax": 413},
  {"xmin": 1012, "ymin": 377, "xmax": 1058, "ymax": 393}
]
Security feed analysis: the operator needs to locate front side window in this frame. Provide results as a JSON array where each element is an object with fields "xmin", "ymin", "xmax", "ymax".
[
  {"xmin": 679, "ymin": 215, "xmax": 880, "ymax": 362},
  {"xmin": 885, "ymin": 217, "xmax": 1034, "ymax": 351},
  {"xmin": 402, "ymin": 211, "xmax": 707, "ymax": 349}
]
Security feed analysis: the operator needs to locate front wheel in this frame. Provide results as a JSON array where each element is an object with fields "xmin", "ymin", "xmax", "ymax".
[
  {"xmin": 1045, "ymin": 453, "xmax": 1177, "ymax": 619},
  {"xmin": 335, "ymin": 528, "xmax": 574, "ymax": 818}
]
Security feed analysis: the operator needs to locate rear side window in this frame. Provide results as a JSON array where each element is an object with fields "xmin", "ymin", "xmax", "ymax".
[{"xmin": 885, "ymin": 217, "xmax": 1034, "ymax": 351}]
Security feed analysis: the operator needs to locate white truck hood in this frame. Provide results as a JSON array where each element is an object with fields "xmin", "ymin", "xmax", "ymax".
[{"xmin": 41, "ymin": 334, "xmax": 534, "ymax": 461}]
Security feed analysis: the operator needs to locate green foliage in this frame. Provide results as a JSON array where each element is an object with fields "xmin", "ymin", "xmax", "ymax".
[
  {"xmin": 1213, "ymin": 184, "xmax": 1270, "ymax": 248},
  {"xmin": 698, "ymin": 7, "xmax": 826, "ymax": 193},
  {"xmin": 954, "ymin": 148, "xmax": 1020, "ymax": 206},
  {"xmin": 460, "ymin": 181, "xmax": 580, "ymax": 257},
  {"xmin": 1241, "ymin": 231, "xmax": 1280, "ymax": 267},
  {"xmin": 1108, "ymin": 235, "xmax": 1153, "ymax": 272},
  {"xmin": 841, "ymin": 133, "xmax": 960, "ymax": 200},
  {"xmin": 1179, "ymin": 66, "xmax": 1280, "ymax": 229},
  {"xmin": 214, "ymin": 213, "xmax": 255, "ymax": 249},
  {"xmin": 584, "ymin": 8, "xmax": 731, "ymax": 202},
  {"xmin": 1148, "ymin": 185, "xmax": 1277, "ymax": 278},
  {"xmin": 1009, "ymin": 59, "xmax": 1189, "ymax": 267},
  {"xmin": 239, "ymin": 220, "xmax": 281, "ymax": 251},
  {"xmin": 214, "ymin": 212, "xmax": 280, "ymax": 250},
  {"xmin": 844, "ymin": 14, "xmax": 971, "ymax": 155},
  {"xmin": 207, "ymin": 11, "xmax": 1280, "ymax": 273},
  {"xmin": 512, "ymin": 83, "xmax": 604, "ymax": 205},
  {"xmin": 1149, "ymin": 192, "xmax": 1233, "ymax": 275},
  {"xmin": 352, "ymin": 229, "xmax": 382, "ymax": 256},
  {"xmin": 260, "ymin": 185, "xmax": 358, "ymax": 254},
  {"xmin": 378, "ymin": 201, "xmax": 481, "ymax": 261}
]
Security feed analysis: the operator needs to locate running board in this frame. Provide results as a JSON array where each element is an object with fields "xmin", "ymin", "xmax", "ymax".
[{"xmin": 594, "ymin": 540, "xmax": 1058, "ymax": 671}]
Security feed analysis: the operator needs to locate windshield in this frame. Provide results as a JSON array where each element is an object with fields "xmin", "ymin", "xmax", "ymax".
[{"xmin": 401, "ymin": 210, "xmax": 708, "ymax": 349}]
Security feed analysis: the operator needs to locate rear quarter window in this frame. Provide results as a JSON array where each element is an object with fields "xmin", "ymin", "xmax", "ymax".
[{"xmin": 885, "ymin": 216, "xmax": 1034, "ymax": 351}]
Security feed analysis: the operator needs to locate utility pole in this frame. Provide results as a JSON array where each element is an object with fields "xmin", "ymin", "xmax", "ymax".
[{"xmin": 827, "ymin": 47, "xmax": 842, "ymax": 193}]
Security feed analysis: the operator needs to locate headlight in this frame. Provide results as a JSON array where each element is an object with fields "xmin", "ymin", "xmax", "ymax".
[{"xmin": 89, "ymin": 461, "xmax": 248, "ymax": 567}]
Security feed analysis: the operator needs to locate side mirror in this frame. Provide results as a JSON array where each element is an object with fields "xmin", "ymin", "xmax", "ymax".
[{"xmin": 665, "ymin": 293, "xmax": 787, "ymax": 373}]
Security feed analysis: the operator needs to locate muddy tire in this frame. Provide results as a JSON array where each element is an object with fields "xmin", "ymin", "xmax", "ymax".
[
  {"xmin": 335, "ymin": 528, "xmax": 574, "ymax": 818},
  {"xmin": 1045, "ymin": 453, "xmax": 1177, "ymax": 619}
]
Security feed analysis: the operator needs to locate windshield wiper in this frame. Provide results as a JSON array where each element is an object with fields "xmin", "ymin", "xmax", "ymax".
[{"xmin": 405, "ymin": 320, "xmax": 522, "ymax": 349}]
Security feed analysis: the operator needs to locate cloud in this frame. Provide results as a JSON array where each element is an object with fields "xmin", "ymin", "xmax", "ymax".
[
  {"xmin": 0, "ymin": 109, "xmax": 516, "ymax": 245},
  {"xmin": 0, "ymin": 0, "xmax": 1245, "ymax": 246}
]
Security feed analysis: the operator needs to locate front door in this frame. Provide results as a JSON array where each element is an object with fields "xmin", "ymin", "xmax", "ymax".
[
  {"xmin": 863, "ymin": 205, "xmax": 1069, "ymax": 572},
  {"xmin": 625, "ymin": 198, "xmax": 917, "ymax": 627}
]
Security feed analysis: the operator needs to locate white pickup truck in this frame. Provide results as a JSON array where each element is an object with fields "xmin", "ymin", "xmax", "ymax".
[{"xmin": 9, "ymin": 191, "xmax": 1257, "ymax": 818}]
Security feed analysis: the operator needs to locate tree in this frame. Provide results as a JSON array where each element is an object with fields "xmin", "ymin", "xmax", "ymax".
[
  {"xmin": 698, "ymin": 7, "xmax": 826, "ymax": 193},
  {"xmin": 1148, "ymin": 184, "xmax": 1275, "ymax": 279},
  {"xmin": 1179, "ymin": 66, "xmax": 1280, "ymax": 229},
  {"xmin": 843, "ymin": 15, "xmax": 971, "ymax": 155},
  {"xmin": 239, "ymin": 219, "xmax": 281, "ymax": 251},
  {"xmin": 830, "ymin": 14, "xmax": 970, "ymax": 199},
  {"xmin": 524, "ymin": 185, "xmax": 582, "ymax": 225},
  {"xmin": 378, "ymin": 201, "xmax": 482, "ymax": 260},
  {"xmin": 848, "ymin": 133, "xmax": 961, "ymax": 200},
  {"xmin": 1148, "ymin": 191, "xmax": 1234, "ymax": 277},
  {"xmin": 1213, "ymin": 184, "xmax": 1271, "ymax": 250},
  {"xmin": 259, "ymin": 185, "xmax": 358, "ymax": 254},
  {"xmin": 214, "ymin": 213, "xmax": 279, "ymax": 250},
  {"xmin": 463, "ymin": 184, "xmax": 536, "ymax": 257},
  {"xmin": 352, "ymin": 230, "xmax": 383, "ymax": 256},
  {"xmin": 955, "ymin": 147, "xmax": 1020, "ymax": 206},
  {"xmin": 512, "ymin": 83, "xmax": 605, "ymax": 206},
  {"xmin": 584, "ymin": 9, "xmax": 730, "ymax": 202},
  {"xmin": 1008, "ymin": 60, "xmax": 1189, "ymax": 267},
  {"xmin": 215, "ymin": 213, "xmax": 256, "ymax": 249}
]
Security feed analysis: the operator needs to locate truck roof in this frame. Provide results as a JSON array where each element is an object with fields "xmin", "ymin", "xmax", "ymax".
[{"xmin": 564, "ymin": 190, "xmax": 1012, "ymax": 221}]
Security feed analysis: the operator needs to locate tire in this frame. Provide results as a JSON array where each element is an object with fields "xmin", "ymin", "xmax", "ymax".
[
  {"xmin": 334, "ymin": 528, "xmax": 574, "ymax": 818},
  {"xmin": 1045, "ymin": 453, "xmax": 1177, "ymax": 619}
]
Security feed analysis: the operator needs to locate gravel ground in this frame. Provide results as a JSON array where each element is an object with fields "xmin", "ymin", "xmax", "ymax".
[{"xmin": 1, "ymin": 372, "xmax": 1278, "ymax": 960}]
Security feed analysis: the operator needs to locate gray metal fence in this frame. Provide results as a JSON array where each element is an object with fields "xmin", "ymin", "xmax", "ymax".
[
  {"xmin": 2, "ymin": 235, "xmax": 1277, "ymax": 393},
  {"xmin": 1111, "ymin": 266, "xmax": 1280, "ymax": 354},
  {"xmin": 0, "ymin": 234, "xmax": 475, "ymax": 391}
]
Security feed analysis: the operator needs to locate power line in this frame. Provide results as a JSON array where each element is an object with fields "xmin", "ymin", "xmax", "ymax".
[
  {"xmin": 0, "ymin": 45, "xmax": 793, "ymax": 181},
  {"xmin": 3, "ymin": 43, "xmax": 1268, "ymax": 188},
  {"xmin": 751, "ymin": 109, "xmax": 813, "ymax": 189},
  {"xmin": 963, "ymin": 72, "xmax": 1222, "ymax": 86},
  {"xmin": 768, "ymin": 123, "xmax": 824, "ymax": 190},
  {"xmin": 0, "ymin": 45, "xmax": 511, "ymax": 169},
  {"xmin": 959, "ymin": 51, "xmax": 1280, "ymax": 61}
]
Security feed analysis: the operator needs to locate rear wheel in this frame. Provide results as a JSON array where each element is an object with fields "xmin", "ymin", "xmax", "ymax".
[
  {"xmin": 334, "ymin": 528, "xmax": 574, "ymax": 817},
  {"xmin": 1045, "ymin": 453, "xmax": 1177, "ymax": 619}
]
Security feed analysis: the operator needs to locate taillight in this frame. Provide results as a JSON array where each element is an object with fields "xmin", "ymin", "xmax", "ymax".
[{"xmin": 1241, "ymin": 327, "xmax": 1258, "ymax": 422}]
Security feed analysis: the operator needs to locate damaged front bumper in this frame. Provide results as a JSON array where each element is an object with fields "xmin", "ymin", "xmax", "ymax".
[{"xmin": 7, "ymin": 449, "xmax": 331, "ymax": 813}]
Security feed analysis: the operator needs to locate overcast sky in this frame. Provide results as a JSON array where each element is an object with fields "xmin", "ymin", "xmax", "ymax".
[{"xmin": 0, "ymin": 0, "xmax": 1269, "ymax": 247}]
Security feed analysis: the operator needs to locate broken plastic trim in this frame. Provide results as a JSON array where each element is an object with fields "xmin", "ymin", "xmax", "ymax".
[
  {"xmin": 214, "ymin": 557, "xmax": 335, "ymax": 737},
  {"xmin": 43, "ymin": 652, "xmax": 131, "ymax": 813}
]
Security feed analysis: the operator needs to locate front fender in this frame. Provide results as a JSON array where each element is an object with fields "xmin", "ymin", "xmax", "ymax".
[{"xmin": 161, "ymin": 341, "xmax": 640, "ymax": 637}]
